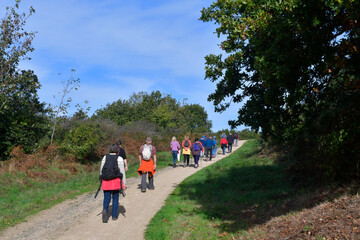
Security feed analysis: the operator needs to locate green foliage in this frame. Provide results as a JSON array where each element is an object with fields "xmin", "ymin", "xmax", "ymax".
[
  {"xmin": 93, "ymin": 91, "xmax": 212, "ymax": 133},
  {"xmin": 0, "ymin": 1, "xmax": 50, "ymax": 159},
  {"xmin": 182, "ymin": 104, "xmax": 212, "ymax": 133},
  {"xmin": 62, "ymin": 122, "xmax": 104, "ymax": 161},
  {"xmin": 201, "ymin": 0, "xmax": 360, "ymax": 181}
]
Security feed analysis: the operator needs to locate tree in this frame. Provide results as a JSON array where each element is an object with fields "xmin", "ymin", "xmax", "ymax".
[
  {"xmin": 182, "ymin": 104, "xmax": 212, "ymax": 133},
  {"xmin": 50, "ymin": 70, "xmax": 80, "ymax": 144},
  {"xmin": 1, "ymin": 0, "xmax": 36, "ymax": 111},
  {"xmin": 0, "ymin": 0, "xmax": 49, "ymax": 158},
  {"xmin": 92, "ymin": 91, "xmax": 213, "ymax": 133},
  {"xmin": 200, "ymin": 0, "xmax": 360, "ymax": 180}
]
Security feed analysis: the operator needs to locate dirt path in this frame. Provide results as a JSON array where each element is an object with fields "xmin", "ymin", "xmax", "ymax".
[{"xmin": 0, "ymin": 141, "xmax": 245, "ymax": 240}]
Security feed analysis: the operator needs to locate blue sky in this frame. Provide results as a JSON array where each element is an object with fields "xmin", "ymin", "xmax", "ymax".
[{"xmin": 2, "ymin": 0, "xmax": 246, "ymax": 131}]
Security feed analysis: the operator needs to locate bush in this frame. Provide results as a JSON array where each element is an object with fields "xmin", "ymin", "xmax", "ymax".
[{"xmin": 62, "ymin": 122, "xmax": 104, "ymax": 161}]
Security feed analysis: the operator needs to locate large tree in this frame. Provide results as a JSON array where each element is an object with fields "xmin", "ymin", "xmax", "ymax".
[
  {"xmin": 93, "ymin": 91, "xmax": 212, "ymax": 133},
  {"xmin": 0, "ymin": 1, "xmax": 49, "ymax": 158},
  {"xmin": 182, "ymin": 104, "xmax": 212, "ymax": 133},
  {"xmin": 200, "ymin": 0, "xmax": 360, "ymax": 180}
]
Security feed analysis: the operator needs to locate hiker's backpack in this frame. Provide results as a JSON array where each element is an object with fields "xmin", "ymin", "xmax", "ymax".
[
  {"xmin": 184, "ymin": 140, "xmax": 190, "ymax": 147},
  {"xmin": 142, "ymin": 144, "xmax": 152, "ymax": 161},
  {"xmin": 193, "ymin": 143, "xmax": 200, "ymax": 151},
  {"xmin": 100, "ymin": 155, "xmax": 123, "ymax": 180}
]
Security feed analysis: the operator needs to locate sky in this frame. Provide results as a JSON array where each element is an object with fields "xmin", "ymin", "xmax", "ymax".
[{"xmin": 1, "ymin": 0, "xmax": 247, "ymax": 132}]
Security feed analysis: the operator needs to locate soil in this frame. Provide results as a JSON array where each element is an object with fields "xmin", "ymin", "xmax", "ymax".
[
  {"xmin": 0, "ymin": 141, "xmax": 246, "ymax": 240},
  {"xmin": 252, "ymin": 194, "xmax": 360, "ymax": 240}
]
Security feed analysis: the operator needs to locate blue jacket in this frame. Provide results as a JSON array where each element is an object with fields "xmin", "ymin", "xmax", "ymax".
[{"xmin": 204, "ymin": 138, "xmax": 215, "ymax": 148}]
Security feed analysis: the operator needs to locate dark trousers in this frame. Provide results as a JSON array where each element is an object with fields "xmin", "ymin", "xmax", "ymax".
[
  {"xmin": 205, "ymin": 147, "xmax": 213, "ymax": 160},
  {"xmin": 103, "ymin": 190, "xmax": 119, "ymax": 218},
  {"xmin": 228, "ymin": 143, "xmax": 233, "ymax": 152},
  {"xmin": 183, "ymin": 154, "xmax": 190, "ymax": 165},
  {"xmin": 194, "ymin": 155, "xmax": 199, "ymax": 165},
  {"xmin": 141, "ymin": 172, "xmax": 154, "ymax": 190}
]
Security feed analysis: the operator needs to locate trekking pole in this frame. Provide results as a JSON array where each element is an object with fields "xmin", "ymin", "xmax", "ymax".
[
  {"xmin": 94, "ymin": 179, "xmax": 102, "ymax": 198},
  {"xmin": 120, "ymin": 179, "xmax": 126, "ymax": 197}
]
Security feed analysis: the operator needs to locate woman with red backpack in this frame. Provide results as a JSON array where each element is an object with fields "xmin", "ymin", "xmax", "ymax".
[{"xmin": 190, "ymin": 137, "xmax": 203, "ymax": 168}]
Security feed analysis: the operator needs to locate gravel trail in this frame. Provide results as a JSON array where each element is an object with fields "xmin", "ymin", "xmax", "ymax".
[{"xmin": 0, "ymin": 141, "xmax": 245, "ymax": 240}]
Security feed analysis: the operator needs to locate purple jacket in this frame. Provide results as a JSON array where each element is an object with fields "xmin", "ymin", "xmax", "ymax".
[{"xmin": 170, "ymin": 141, "xmax": 181, "ymax": 151}]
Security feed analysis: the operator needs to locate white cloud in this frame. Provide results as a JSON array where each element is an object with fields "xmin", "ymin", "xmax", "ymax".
[{"xmin": 2, "ymin": 0, "xmax": 246, "ymax": 131}]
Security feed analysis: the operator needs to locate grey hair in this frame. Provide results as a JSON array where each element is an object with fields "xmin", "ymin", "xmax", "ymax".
[{"xmin": 109, "ymin": 144, "xmax": 119, "ymax": 153}]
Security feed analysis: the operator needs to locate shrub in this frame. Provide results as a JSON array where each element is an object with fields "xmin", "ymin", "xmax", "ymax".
[{"xmin": 62, "ymin": 122, "xmax": 104, "ymax": 161}]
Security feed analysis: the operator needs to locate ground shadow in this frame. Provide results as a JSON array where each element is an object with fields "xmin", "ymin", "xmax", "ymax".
[
  {"xmin": 176, "ymin": 163, "xmax": 348, "ymax": 234},
  {"xmin": 101, "ymin": 204, "xmax": 126, "ymax": 221}
]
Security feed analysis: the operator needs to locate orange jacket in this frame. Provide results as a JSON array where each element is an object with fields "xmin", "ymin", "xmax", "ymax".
[{"xmin": 182, "ymin": 139, "xmax": 192, "ymax": 149}]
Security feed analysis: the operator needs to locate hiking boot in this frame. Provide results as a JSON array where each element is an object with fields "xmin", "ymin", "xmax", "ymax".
[
  {"xmin": 173, "ymin": 164, "xmax": 176, "ymax": 168},
  {"xmin": 195, "ymin": 164, "xmax": 198, "ymax": 168},
  {"xmin": 183, "ymin": 163, "xmax": 185, "ymax": 168},
  {"xmin": 102, "ymin": 209, "xmax": 108, "ymax": 223},
  {"xmin": 141, "ymin": 188, "xmax": 146, "ymax": 193},
  {"xmin": 149, "ymin": 186, "xmax": 155, "ymax": 190},
  {"xmin": 112, "ymin": 217, "xmax": 118, "ymax": 221}
]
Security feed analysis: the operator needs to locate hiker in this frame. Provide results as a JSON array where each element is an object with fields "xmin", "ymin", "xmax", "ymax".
[
  {"xmin": 182, "ymin": 136, "xmax": 192, "ymax": 167},
  {"xmin": 220, "ymin": 136, "xmax": 228, "ymax": 155},
  {"xmin": 221, "ymin": 132, "xmax": 227, "ymax": 139},
  {"xmin": 199, "ymin": 135, "xmax": 205, "ymax": 157},
  {"xmin": 204, "ymin": 136, "xmax": 215, "ymax": 161},
  {"xmin": 116, "ymin": 140, "xmax": 128, "ymax": 189},
  {"xmin": 170, "ymin": 136, "xmax": 181, "ymax": 168},
  {"xmin": 233, "ymin": 132, "xmax": 239, "ymax": 146},
  {"xmin": 137, "ymin": 137, "xmax": 157, "ymax": 192},
  {"xmin": 100, "ymin": 144, "xmax": 124, "ymax": 222},
  {"xmin": 212, "ymin": 136, "xmax": 218, "ymax": 158},
  {"xmin": 190, "ymin": 137, "xmax": 203, "ymax": 168},
  {"xmin": 227, "ymin": 133, "xmax": 234, "ymax": 153}
]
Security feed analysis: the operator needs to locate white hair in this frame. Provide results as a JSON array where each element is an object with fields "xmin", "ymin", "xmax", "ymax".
[{"xmin": 172, "ymin": 136, "xmax": 176, "ymax": 141}]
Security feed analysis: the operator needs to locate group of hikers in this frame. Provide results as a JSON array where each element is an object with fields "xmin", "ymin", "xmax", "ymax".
[{"xmin": 98, "ymin": 132, "xmax": 240, "ymax": 222}]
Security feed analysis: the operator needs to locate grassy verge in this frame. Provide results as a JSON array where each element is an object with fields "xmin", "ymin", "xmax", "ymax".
[
  {"xmin": 0, "ymin": 166, "xmax": 99, "ymax": 232},
  {"xmin": 0, "ymin": 150, "xmax": 174, "ymax": 233},
  {"xmin": 145, "ymin": 139, "xmax": 295, "ymax": 239}
]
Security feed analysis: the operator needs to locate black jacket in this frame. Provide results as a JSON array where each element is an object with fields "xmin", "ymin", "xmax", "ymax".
[{"xmin": 227, "ymin": 135, "xmax": 234, "ymax": 144}]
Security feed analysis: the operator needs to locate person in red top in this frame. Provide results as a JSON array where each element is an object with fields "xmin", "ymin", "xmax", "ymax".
[
  {"xmin": 182, "ymin": 135, "xmax": 192, "ymax": 167},
  {"xmin": 137, "ymin": 137, "xmax": 157, "ymax": 193},
  {"xmin": 100, "ymin": 144, "xmax": 123, "ymax": 223},
  {"xmin": 220, "ymin": 136, "xmax": 228, "ymax": 155}
]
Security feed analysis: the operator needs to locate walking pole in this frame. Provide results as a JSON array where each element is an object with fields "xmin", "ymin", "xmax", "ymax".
[{"xmin": 94, "ymin": 179, "xmax": 102, "ymax": 198}]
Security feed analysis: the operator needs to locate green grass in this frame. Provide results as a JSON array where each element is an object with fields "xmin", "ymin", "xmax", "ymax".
[
  {"xmin": 145, "ymin": 140, "xmax": 294, "ymax": 239},
  {"xmin": 0, "ymin": 150, "xmax": 175, "ymax": 233},
  {"xmin": 0, "ymin": 169, "xmax": 98, "ymax": 232}
]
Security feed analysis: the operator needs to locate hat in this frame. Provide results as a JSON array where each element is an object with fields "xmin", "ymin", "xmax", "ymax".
[{"xmin": 146, "ymin": 137, "xmax": 152, "ymax": 141}]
